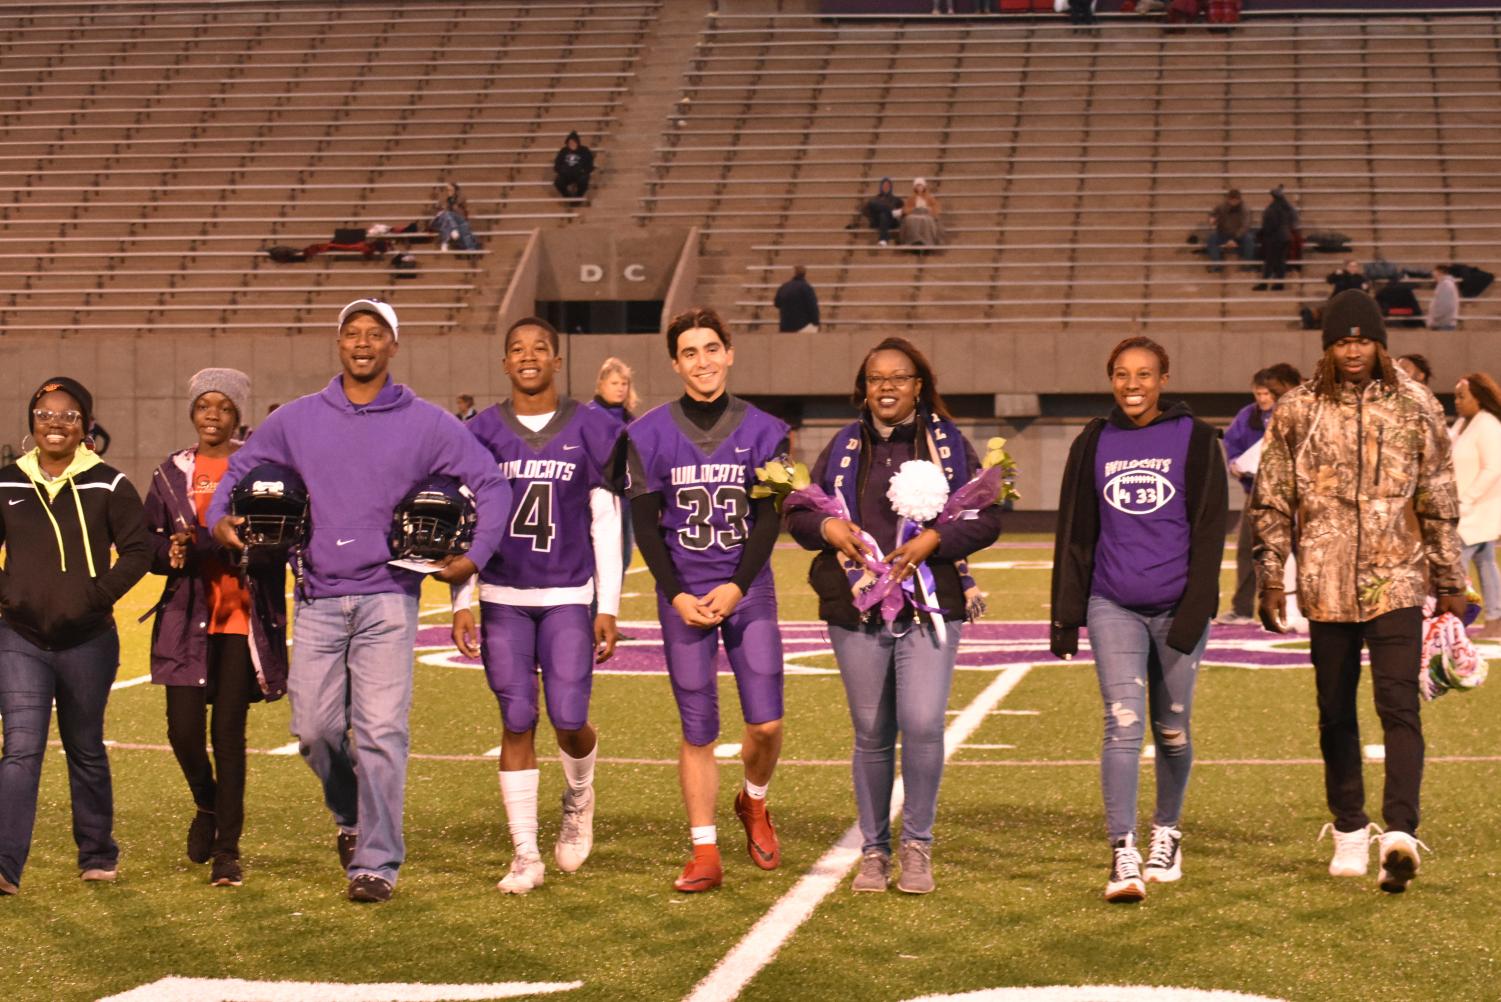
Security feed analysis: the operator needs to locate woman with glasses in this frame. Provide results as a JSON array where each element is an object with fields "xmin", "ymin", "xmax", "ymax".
[
  {"xmin": 787, "ymin": 337, "xmax": 1003, "ymax": 895},
  {"xmin": 0, "ymin": 377, "xmax": 150, "ymax": 894}
]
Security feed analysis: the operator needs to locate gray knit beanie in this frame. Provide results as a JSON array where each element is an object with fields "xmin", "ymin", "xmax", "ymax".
[{"xmin": 187, "ymin": 367, "xmax": 250, "ymax": 421}]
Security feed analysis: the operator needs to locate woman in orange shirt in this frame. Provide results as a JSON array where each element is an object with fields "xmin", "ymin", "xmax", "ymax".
[{"xmin": 143, "ymin": 368, "xmax": 288, "ymax": 887}]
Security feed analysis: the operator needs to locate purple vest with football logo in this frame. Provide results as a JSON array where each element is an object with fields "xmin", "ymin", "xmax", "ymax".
[
  {"xmin": 1092, "ymin": 416, "xmax": 1192, "ymax": 612},
  {"xmin": 627, "ymin": 396, "xmax": 788, "ymax": 595},
  {"xmin": 468, "ymin": 398, "xmax": 621, "ymax": 590}
]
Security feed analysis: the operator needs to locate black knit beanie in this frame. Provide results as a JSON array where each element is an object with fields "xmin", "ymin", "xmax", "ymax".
[
  {"xmin": 28, "ymin": 376, "xmax": 93, "ymax": 432},
  {"xmin": 1321, "ymin": 290, "xmax": 1387, "ymax": 350}
]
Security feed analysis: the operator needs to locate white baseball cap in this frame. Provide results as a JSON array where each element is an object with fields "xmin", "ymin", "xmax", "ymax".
[{"xmin": 337, "ymin": 298, "xmax": 400, "ymax": 341}]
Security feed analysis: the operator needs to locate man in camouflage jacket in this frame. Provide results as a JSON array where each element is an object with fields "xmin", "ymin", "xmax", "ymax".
[{"xmin": 1250, "ymin": 290, "xmax": 1465, "ymax": 894}]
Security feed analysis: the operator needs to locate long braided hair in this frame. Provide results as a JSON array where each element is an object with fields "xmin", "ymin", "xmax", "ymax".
[{"xmin": 1311, "ymin": 343, "xmax": 1399, "ymax": 399}]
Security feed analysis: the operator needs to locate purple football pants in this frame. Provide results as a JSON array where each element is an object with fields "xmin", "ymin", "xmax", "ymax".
[
  {"xmin": 480, "ymin": 602, "xmax": 594, "ymax": 733},
  {"xmin": 657, "ymin": 587, "xmax": 784, "ymax": 746}
]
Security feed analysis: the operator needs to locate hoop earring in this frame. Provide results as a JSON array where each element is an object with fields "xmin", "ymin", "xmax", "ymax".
[{"xmin": 19, "ymin": 434, "xmax": 35, "ymax": 453}]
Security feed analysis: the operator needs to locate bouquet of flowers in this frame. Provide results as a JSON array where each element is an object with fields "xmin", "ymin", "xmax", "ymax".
[
  {"xmin": 1418, "ymin": 610, "xmax": 1488, "ymax": 701},
  {"xmin": 750, "ymin": 455, "xmax": 812, "ymax": 512}
]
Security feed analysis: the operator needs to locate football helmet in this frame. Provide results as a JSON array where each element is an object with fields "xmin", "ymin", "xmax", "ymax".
[
  {"xmin": 388, "ymin": 475, "xmax": 476, "ymax": 561},
  {"xmin": 229, "ymin": 463, "xmax": 310, "ymax": 552}
]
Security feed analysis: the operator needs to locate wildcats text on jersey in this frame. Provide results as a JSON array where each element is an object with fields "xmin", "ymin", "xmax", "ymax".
[
  {"xmin": 499, "ymin": 457, "xmax": 578, "ymax": 482},
  {"xmin": 669, "ymin": 463, "xmax": 747, "ymax": 486}
]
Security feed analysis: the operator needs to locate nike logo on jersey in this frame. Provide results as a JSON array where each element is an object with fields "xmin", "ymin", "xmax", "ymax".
[
  {"xmin": 735, "ymin": 447, "xmax": 752, "ymax": 453},
  {"xmin": 336, "ymin": 538, "xmax": 355, "ymax": 546},
  {"xmin": 562, "ymin": 444, "xmax": 581, "ymax": 451},
  {"xmin": 7, "ymin": 499, "xmax": 22, "ymax": 505}
]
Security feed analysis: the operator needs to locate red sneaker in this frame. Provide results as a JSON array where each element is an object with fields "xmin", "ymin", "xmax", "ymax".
[
  {"xmin": 734, "ymin": 791, "xmax": 781, "ymax": 870},
  {"xmin": 674, "ymin": 844, "xmax": 723, "ymax": 893}
]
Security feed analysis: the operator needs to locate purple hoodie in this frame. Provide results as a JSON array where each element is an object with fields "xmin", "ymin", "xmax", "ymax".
[{"xmin": 207, "ymin": 376, "xmax": 510, "ymax": 599}]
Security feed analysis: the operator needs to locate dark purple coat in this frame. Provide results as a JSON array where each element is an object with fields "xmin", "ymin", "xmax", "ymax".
[{"xmin": 141, "ymin": 449, "xmax": 288, "ymax": 699}]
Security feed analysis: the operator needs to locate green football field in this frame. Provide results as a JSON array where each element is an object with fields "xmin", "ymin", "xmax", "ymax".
[{"xmin": 2, "ymin": 538, "xmax": 1500, "ymax": 1002}]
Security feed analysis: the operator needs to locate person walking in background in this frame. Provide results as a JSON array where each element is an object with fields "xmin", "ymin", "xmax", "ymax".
[
  {"xmin": 1428, "ymin": 264, "xmax": 1460, "ymax": 330},
  {"xmin": 1218, "ymin": 366, "xmax": 1297, "ymax": 625},
  {"xmin": 1396, "ymin": 354, "xmax": 1433, "ymax": 386},
  {"xmin": 144, "ymin": 368, "xmax": 288, "ymax": 889},
  {"xmin": 1252, "ymin": 290, "xmax": 1466, "ymax": 894},
  {"xmin": 587, "ymin": 357, "xmax": 639, "ymax": 581},
  {"xmin": 787, "ymin": 337, "xmax": 1002, "ymax": 895},
  {"xmin": 553, "ymin": 131, "xmax": 595, "ymax": 201},
  {"xmin": 1051, "ymin": 338, "xmax": 1228, "ymax": 903},
  {"xmin": 1205, "ymin": 188, "xmax": 1252, "ymax": 272},
  {"xmin": 1253, "ymin": 185, "xmax": 1298, "ymax": 291},
  {"xmin": 1450, "ymin": 372, "xmax": 1501, "ymax": 638},
  {"xmin": 0, "ymin": 377, "xmax": 151, "ymax": 894},
  {"xmin": 455, "ymin": 394, "xmax": 478, "ymax": 422},
  {"xmin": 774, "ymin": 265, "xmax": 821, "ymax": 333}
]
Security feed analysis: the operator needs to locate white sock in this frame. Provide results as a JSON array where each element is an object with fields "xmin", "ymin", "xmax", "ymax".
[
  {"xmin": 744, "ymin": 778, "xmax": 769, "ymax": 801},
  {"xmin": 498, "ymin": 769, "xmax": 540, "ymax": 856},
  {"xmin": 690, "ymin": 824, "xmax": 718, "ymax": 847},
  {"xmin": 560, "ymin": 744, "xmax": 597, "ymax": 794}
]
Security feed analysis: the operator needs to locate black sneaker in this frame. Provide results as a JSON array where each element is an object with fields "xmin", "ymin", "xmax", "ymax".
[
  {"xmin": 187, "ymin": 810, "xmax": 215, "ymax": 865},
  {"xmin": 337, "ymin": 831, "xmax": 358, "ymax": 870},
  {"xmin": 210, "ymin": 853, "xmax": 243, "ymax": 887},
  {"xmin": 1105, "ymin": 835, "xmax": 1146, "ymax": 903},
  {"xmin": 347, "ymin": 873, "xmax": 392, "ymax": 903}
]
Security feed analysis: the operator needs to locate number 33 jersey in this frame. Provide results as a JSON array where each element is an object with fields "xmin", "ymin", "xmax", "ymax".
[
  {"xmin": 467, "ymin": 398, "xmax": 623, "ymax": 590},
  {"xmin": 625, "ymin": 396, "xmax": 789, "ymax": 595}
]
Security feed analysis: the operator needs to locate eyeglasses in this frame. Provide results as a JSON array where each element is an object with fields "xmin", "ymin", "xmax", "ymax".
[
  {"xmin": 32, "ymin": 408, "xmax": 82, "ymax": 426},
  {"xmin": 865, "ymin": 374, "xmax": 917, "ymax": 389}
]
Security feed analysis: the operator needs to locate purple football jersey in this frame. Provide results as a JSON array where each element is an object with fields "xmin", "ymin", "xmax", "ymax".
[
  {"xmin": 626, "ymin": 396, "xmax": 789, "ymax": 595},
  {"xmin": 468, "ymin": 398, "xmax": 622, "ymax": 589}
]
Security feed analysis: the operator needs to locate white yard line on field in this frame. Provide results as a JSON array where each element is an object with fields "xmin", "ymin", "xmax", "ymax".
[
  {"xmin": 681, "ymin": 662, "xmax": 1035, "ymax": 1002},
  {"xmin": 110, "ymin": 675, "xmax": 151, "ymax": 691}
]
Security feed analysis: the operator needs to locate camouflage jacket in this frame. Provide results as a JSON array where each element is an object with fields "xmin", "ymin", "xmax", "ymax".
[{"xmin": 1250, "ymin": 372, "xmax": 1464, "ymax": 623}]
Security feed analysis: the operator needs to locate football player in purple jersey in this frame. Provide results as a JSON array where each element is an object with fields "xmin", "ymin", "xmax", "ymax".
[
  {"xmin": 624, "ymin": 308, "xmax": 789, "ymax": 893},
  {"xmin": 451, "ymin": 317, "xmax": 624, "ymax": 894}
]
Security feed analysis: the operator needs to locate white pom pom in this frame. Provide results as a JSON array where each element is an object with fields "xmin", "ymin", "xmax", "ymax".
[{"xmin": 886, "ymin": 460, "xmax": 950, "ymax": 523}]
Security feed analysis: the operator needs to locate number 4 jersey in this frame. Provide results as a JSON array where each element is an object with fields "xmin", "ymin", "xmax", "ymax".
[
  {"xmin": 465, "ymin": 398, "xmax": 624, "ymax": 604},
  {"xmin": 625, "ymin": 396, "xmax": 790, "ymax": 596}
]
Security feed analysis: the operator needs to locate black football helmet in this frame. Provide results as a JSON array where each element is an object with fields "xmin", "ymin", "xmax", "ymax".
[
  {"xmin": 388, "ymin": 475, "xmax": 476, "ymax": 561},
  {"xmin": 229, "ymin": 463, "xmax": 310, "ymax": 552}
]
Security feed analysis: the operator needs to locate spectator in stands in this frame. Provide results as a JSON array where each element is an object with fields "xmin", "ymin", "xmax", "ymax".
[
  {"xmin": 455, "ymin": 394, "xmax": 477, "ymax": 422},
  {"xmin": 1066, "ymin": 0, "xmax": 1098, "ymax": 25},
  {"xmin": 554, "ymin": 131, "xmax": 595, "ymax": 201},
  {"xmin": 1219, "ymin": 367, "xmax": 1283, "ymax": 625},
  {"xmin": 774, "ymin": 266, "xmax": 821, "ymax": 333},
  {"xmin": 899, "ymin": 178, "xmax": 944, "ymax": 248},
  {"xmin": 1205, "ymin": 188, "xmax": 1252, "ymax": 272},
  {"xmin": 1397, "ymin": 354, "xmax": 1433, "ymax": 386},
  {"xmin": 1376, "ymin": 275, "xmax": 1424, "ymax": 328},
  {"xmin": 1451, "ymin": 372, "xmax": 1501, "ymax": 638},
  {"xmin": 1253, "ymin": 186, "xmax": 1298, "ymax": 291},
  {"xmin": 1428, "ymin": 264, "xmax": 1460, "ymax": 331},
  {"xmin": 1327, "ymin": 260, "xmax": 1370, "ymax": 296},
  {"xmin": 432, "ymin": 180, "xmax": 478, "ymax": 252},
  {"xmin": 863, "ymin": 178, "xmax": 903, "ymax": 247}
]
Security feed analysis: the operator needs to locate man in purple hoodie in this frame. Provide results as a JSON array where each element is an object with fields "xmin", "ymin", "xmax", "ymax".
[{"xmin": 209, "ymin": 299, "xmax": 510, "ymax": 903}]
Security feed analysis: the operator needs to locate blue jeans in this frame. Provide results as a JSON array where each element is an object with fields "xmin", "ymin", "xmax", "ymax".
[
  {"xmin": 1206, "ymin": 230, "xmax": 1254, "ymax": 264},
  {"xmin": 289, "ymin": 593, "xmax": 419, "ymax": 885},
  {"xmin": 0, "ymin": 622, "xmax": 120, "ymax": 886},
  {"xmin": 828, "ymin": 620, "xmax": 961, "ymax": 853},
  {"xmin": 1087, "ymin": 595, "xmax": 1207, "ymax": 842},
  {"xmin": 1462, "ymin": 541, "xmax": 1501, "ymax": 619}
]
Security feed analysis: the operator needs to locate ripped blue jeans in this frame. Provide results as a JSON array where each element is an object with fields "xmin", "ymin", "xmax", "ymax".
[{"xmin": 1087, "ymin": 595, "xmax": 1208, "ymax": 842}]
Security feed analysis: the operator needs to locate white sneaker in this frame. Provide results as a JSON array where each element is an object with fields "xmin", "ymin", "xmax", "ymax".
[
  {"xmin": 1319, "ymin": 822, "xmax": 1380, "ymax": 877},
  {"xmin": 1105, "ymin": 835, "xmax": 1146, "ymax": 903},
  {"xmin": 1144, "ymin": 825, "xmax": 1183, "ymax": 883},
  {"xmin": 554, "ymin": 786, "xmax": 595, "ymax": 873},
  {"xmin": 1377, "ymin": 830, "xmax": 1428, "ymax": 894},
  {"xmin": 497, "ymin": 849, "xmax": 545, "ymax": 894}
]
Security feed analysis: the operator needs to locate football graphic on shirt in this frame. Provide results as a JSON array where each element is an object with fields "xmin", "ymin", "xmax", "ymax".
[{"xmin": 1103, "ymin": 469, "xmax": 1177, "ymax": 515}]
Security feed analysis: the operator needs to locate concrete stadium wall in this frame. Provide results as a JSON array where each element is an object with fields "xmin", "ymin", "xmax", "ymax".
[{"xmin": 2, "ymin": 329, "xmax": 1489, "ymax": 510}]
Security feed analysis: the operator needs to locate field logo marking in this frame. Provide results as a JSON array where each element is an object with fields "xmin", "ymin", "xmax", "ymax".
[
  {"xmin": 683, "ymin": 663, "xmax": 1033, "ymax": 1002},
  {"xmin": 901, "ymin": 988, "xmax": 1287, "ymax": 1002},
  {"xmin": 99, "ymin": 977, "xmax": 583, "ymax": 1001}
]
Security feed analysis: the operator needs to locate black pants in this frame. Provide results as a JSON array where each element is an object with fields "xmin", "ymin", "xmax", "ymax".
[
  {"xmin": 165, "ymin": 634, "xmax": 255, "ymax": 857},
  {"xmin": 554, "ymin": 174, "xmax": 589, "ymax": 199},
  {"xmin": 1260, "ymin": 233, "xmax": 1288, "ymax": 280},
  {"xmin": 1231, "ymin": 509, "xmax": 1257, "ymax": 618},
  {"xmin": 1308, "ymin": 608, "xmax": 1424, "ymax": 834}
]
